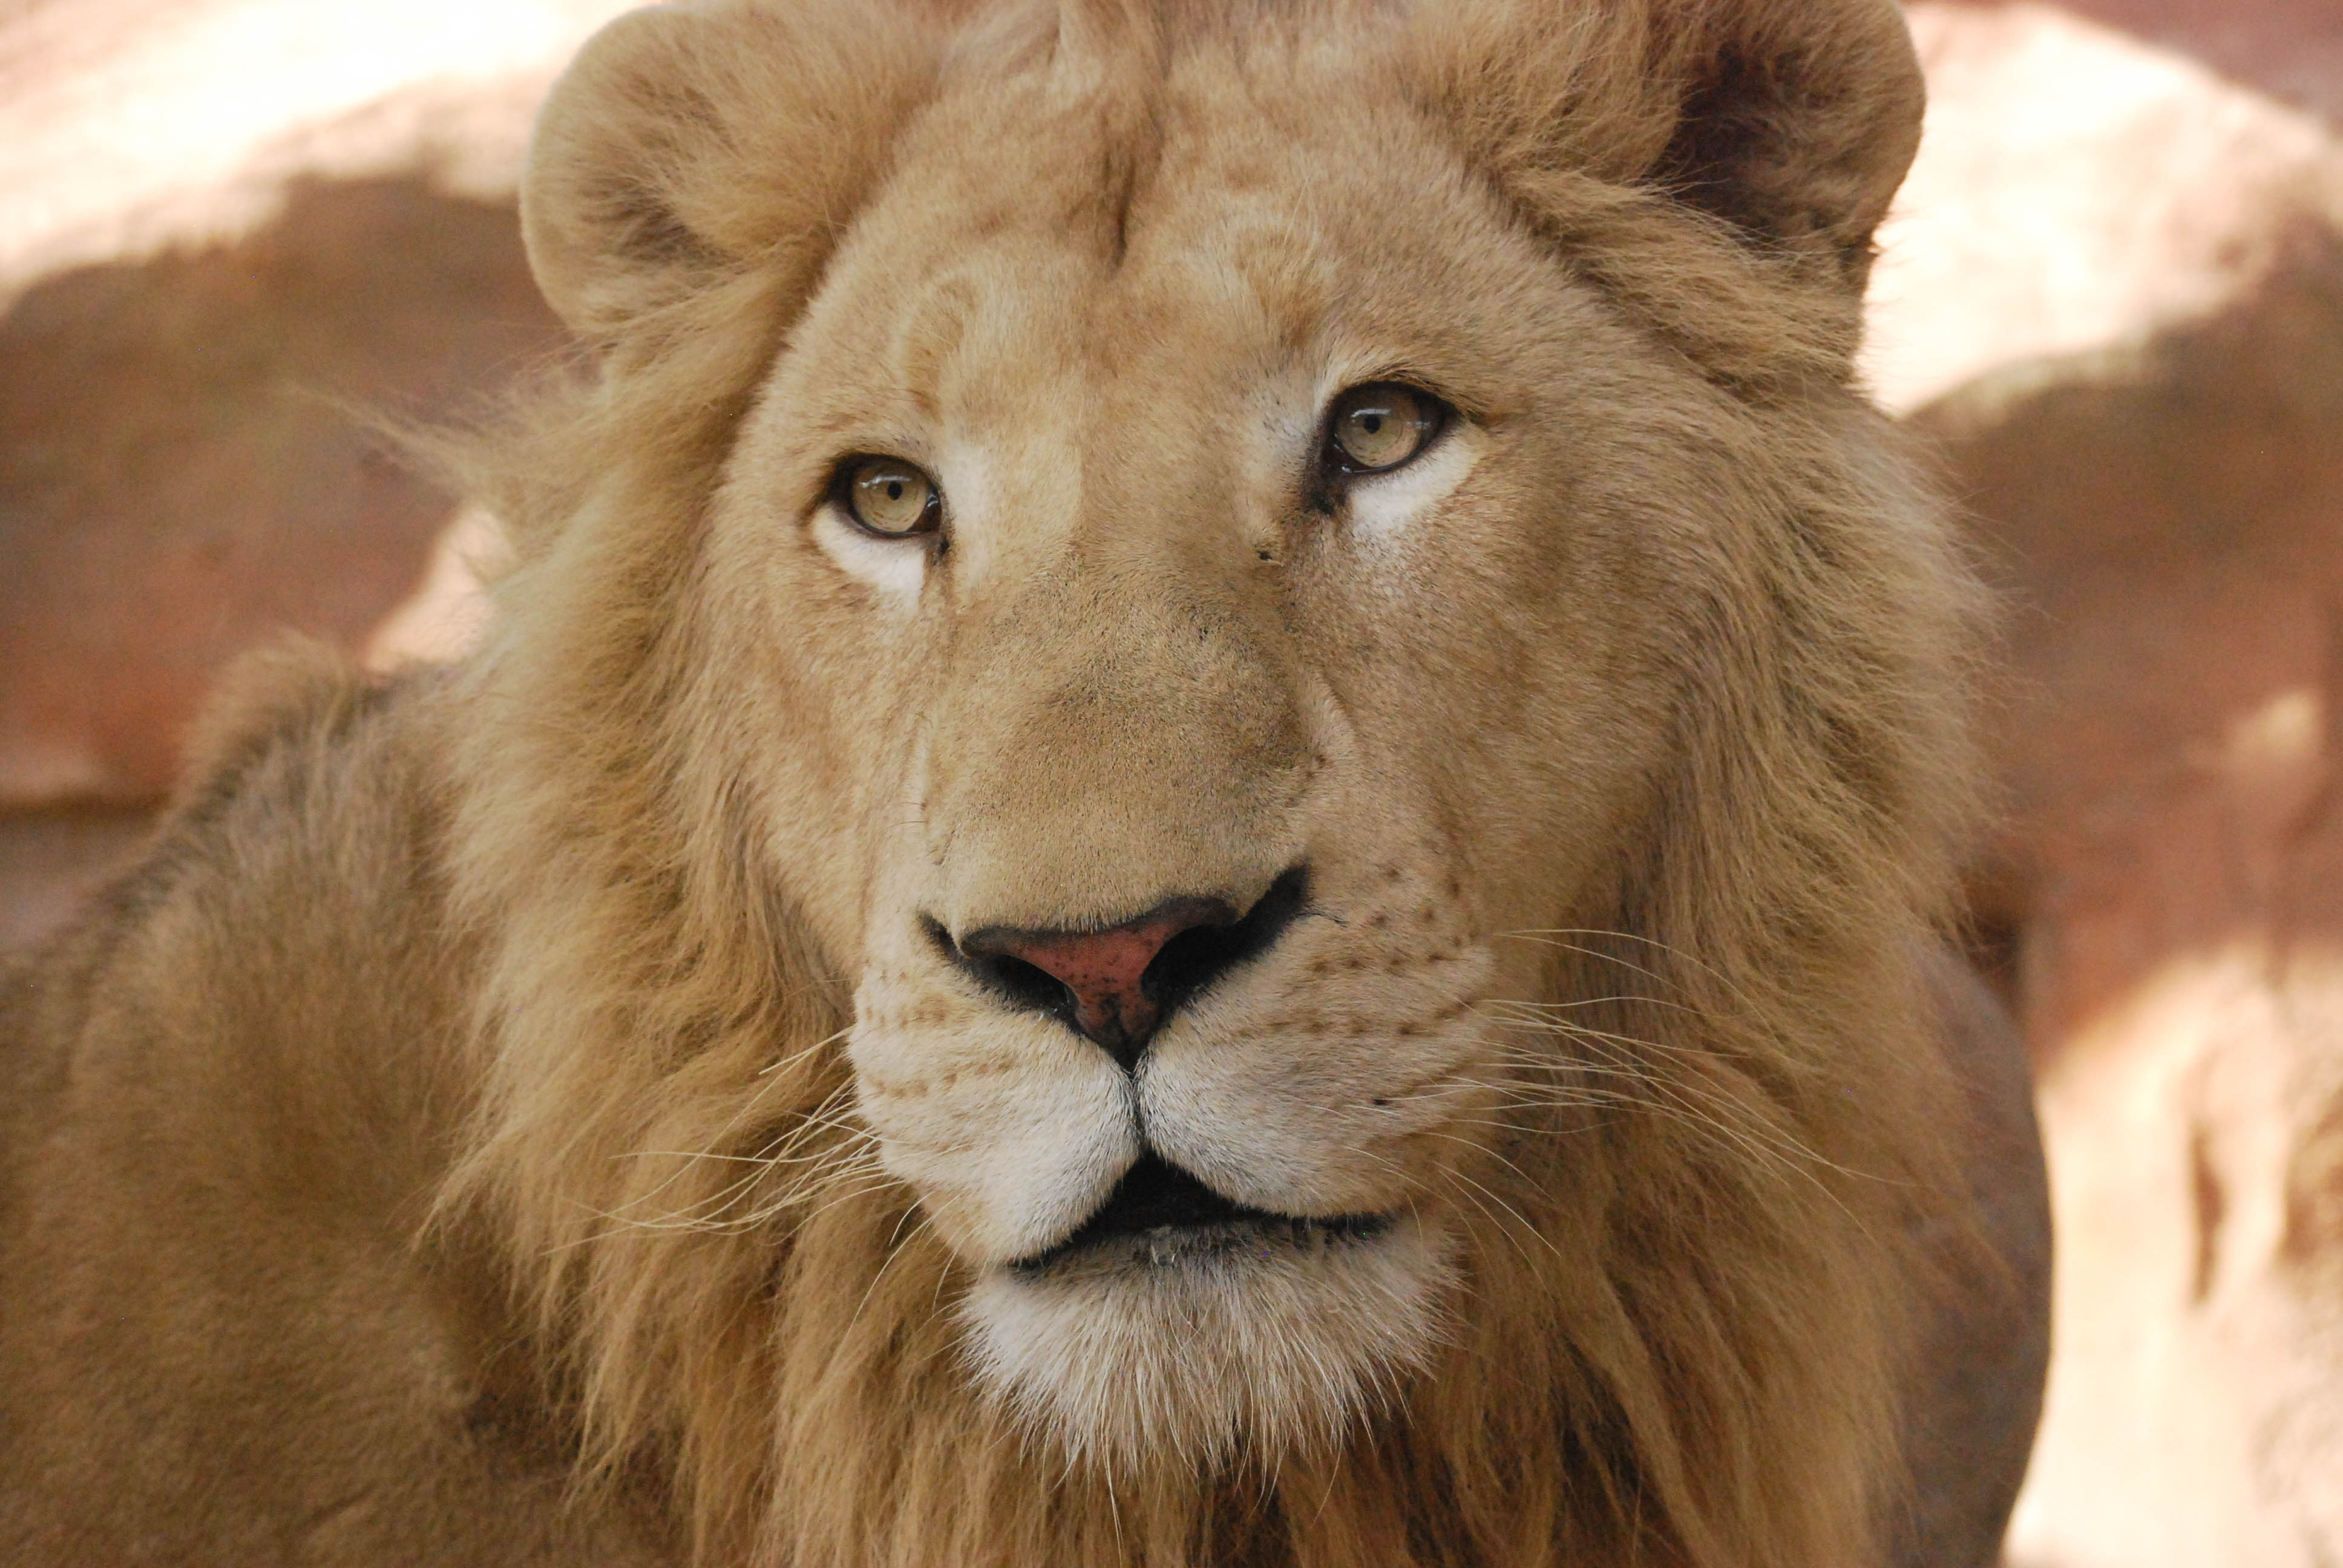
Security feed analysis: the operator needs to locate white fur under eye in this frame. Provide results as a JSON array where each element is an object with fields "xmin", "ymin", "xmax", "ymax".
[
  {"xmin": 1343, "ymin": 422, "xmax": 1486, "ymax": 544},
  {"xmin": 814, "ymin": 503, "xmax": 931, "ymax": 607}
]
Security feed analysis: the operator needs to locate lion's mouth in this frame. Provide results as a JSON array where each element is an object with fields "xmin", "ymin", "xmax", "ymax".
[{"xmin": 1013, "ymin": 1150, "xmax": 1391, "ymax": 1275}]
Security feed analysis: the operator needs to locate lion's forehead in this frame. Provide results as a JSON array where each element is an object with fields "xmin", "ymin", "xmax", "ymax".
[{"xmin": 796, "ymin": 61, "xmax": 1530, "ymax": 442}]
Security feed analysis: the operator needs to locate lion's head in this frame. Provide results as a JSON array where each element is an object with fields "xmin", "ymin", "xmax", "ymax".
[{"xmin": 440, "ymin": 1, "xmax": 1978, "ymax": 1562}]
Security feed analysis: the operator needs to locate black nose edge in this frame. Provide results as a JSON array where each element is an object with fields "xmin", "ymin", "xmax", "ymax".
[
  {"xmin": 925, "ymin": 864, "xmax": 1312, "ymax": 1068},
  {"xmin": 1138, "ymin": 864, "xmax": 1310, "ymax": 1033}
]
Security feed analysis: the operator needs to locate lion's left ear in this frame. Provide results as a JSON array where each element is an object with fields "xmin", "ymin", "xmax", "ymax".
[
  {"xmin": 523, "ymin": 0, "xmax": 948, "ymax": 344},
  {"xmin": 1648, "ymin": 0, "xmax": 1924, "ymax": 287},
  {"xmin": 1412, "ymin": 0, "xmax": 1925, "ymax": 292}
]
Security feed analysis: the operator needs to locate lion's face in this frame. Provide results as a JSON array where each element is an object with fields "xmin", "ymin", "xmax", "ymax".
[
  {"xmin": 496, "ymin": 4, "xmax": 1948, "ymax": 1541},
  {"xmin": 691, "ymin": 60, "xmax": 1706, "ymax": 1463}
]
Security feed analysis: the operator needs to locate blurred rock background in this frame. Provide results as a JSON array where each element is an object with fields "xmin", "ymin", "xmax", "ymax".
[{"xmin": 2, "ymin": 1, "xmax": 2342, "ymax": 1563}]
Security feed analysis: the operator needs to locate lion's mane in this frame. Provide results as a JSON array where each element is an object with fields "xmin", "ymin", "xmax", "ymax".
[{"xmin": 421, "ymin": 2, "xmax": 1982, "ymax": 1566}]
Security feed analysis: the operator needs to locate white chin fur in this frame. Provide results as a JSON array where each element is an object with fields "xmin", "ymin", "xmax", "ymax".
[{"xmin": 960, "ymin": 1213, "xmax": 1453, "ymax": 1471}]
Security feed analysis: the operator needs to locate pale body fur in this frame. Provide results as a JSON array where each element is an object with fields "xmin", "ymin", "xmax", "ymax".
[{"xmin": 0, "ymin": 1, "xmax": 2048, "ymax": 1564}]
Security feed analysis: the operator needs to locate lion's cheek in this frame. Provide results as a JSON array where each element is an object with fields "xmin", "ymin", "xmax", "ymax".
[{"xmin": 847, "ymin": 1004, "xmax": 1138, "ymax": 1263}]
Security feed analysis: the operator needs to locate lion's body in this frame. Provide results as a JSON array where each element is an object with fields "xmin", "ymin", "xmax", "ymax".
[
  {"xmin": 1, "ymin": 1, "xmax": 2048, "ymax": 1564},
  {"xmin": 0, "ymin": 669, "xmax": 673, "ymax": 1564}
]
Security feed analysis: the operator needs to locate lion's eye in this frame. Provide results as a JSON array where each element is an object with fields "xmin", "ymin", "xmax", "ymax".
[
  {"xmin": 1326, "ymin": 384, "xmax": 1444, "ymax": 474},
  {"xmin": 841, "ymin": 457, "xmax": 942, "ymax": 537}
]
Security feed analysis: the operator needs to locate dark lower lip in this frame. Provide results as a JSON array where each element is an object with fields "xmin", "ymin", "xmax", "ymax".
[{"xmin": 1011, "ymin": 1150, "xmax": 1392, "ymax": 1275}]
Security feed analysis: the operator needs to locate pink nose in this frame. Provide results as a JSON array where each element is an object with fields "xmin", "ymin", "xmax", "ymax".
[{"xmin": 960, "ymin": 897, "xmax": 1233, "ymax": 1065}]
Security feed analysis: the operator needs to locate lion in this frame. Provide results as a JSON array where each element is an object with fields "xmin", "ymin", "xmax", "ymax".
[{"xmin": 0, "ymin": 0, "xmax": 2050, "ymax": 1563}]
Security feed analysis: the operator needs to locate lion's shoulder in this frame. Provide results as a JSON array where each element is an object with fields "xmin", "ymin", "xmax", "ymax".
[{"xmin": 0, "ymin": 642, "xmax": 678, "ymax": 1562}]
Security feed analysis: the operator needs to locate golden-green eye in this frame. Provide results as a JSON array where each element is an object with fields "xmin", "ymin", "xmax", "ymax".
[
  {"xmin": 841, "ymin": 457, "xmax": 941, "ymax": 537},
  {"xmin": 1326, "ymin": 384, "xmax": 1444, "ymax": 474}
]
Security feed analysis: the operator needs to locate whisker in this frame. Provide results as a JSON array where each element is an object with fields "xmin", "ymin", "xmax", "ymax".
[
  {"xmin": 1427, "ymin": 1148, "xmax": 1560, "ymax": 1263},
  {"xmin": 845, "ymin": 1207, "xmax": 939, "ymax": 1335}
]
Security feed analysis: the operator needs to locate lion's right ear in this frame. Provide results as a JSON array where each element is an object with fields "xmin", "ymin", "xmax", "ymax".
[{"xmin": 523, "ymin": 0, "xmax": 948, "ymax": 344}]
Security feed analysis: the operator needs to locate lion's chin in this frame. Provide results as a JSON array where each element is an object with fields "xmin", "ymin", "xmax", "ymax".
[{"xmin": 962, "ymin": 1206, "xmax": 1453, "ymax": 1471}]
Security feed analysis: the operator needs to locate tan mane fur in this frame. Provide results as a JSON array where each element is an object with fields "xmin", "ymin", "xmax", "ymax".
[{"xmin": 421, "ymin": 2, "xmax": 1982, "ymax": 1565}]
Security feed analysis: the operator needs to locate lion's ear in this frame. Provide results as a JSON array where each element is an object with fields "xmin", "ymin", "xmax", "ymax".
[
  {"xmin": 1647, "ymin": 0, "xmax": 1924, "ymax": 286},
  {"xmin": 1415, "ymin": 0, "xmax": 1925, "ymax": 290},
  {"xmin": 522, "ymin": 0, "xmax": 946, "ymax": 342}
]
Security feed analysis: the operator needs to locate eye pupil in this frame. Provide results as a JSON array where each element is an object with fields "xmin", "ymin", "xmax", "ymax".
[{"xmin": 1360, "ymin": 413, "xmax": 1383, "ymax": 434}]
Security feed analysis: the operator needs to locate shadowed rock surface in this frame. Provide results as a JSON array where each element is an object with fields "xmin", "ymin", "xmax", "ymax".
[
  {"xmin": 0, "ymin": 174, "xmax": 563, "ymax": 807},
  {"xmin": 1925, "ymin": 220, "xmax": 2343, "ymax": 1568}
]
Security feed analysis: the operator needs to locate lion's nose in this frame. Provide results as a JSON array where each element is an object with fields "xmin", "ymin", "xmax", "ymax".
[
  {"xmin": 963, "ymin": 900, "xmax": 1224, "ymax": 1066},
  {"xmin": 948, "ymin": 869, "xmax": 1309, "ymax": 1070}
]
